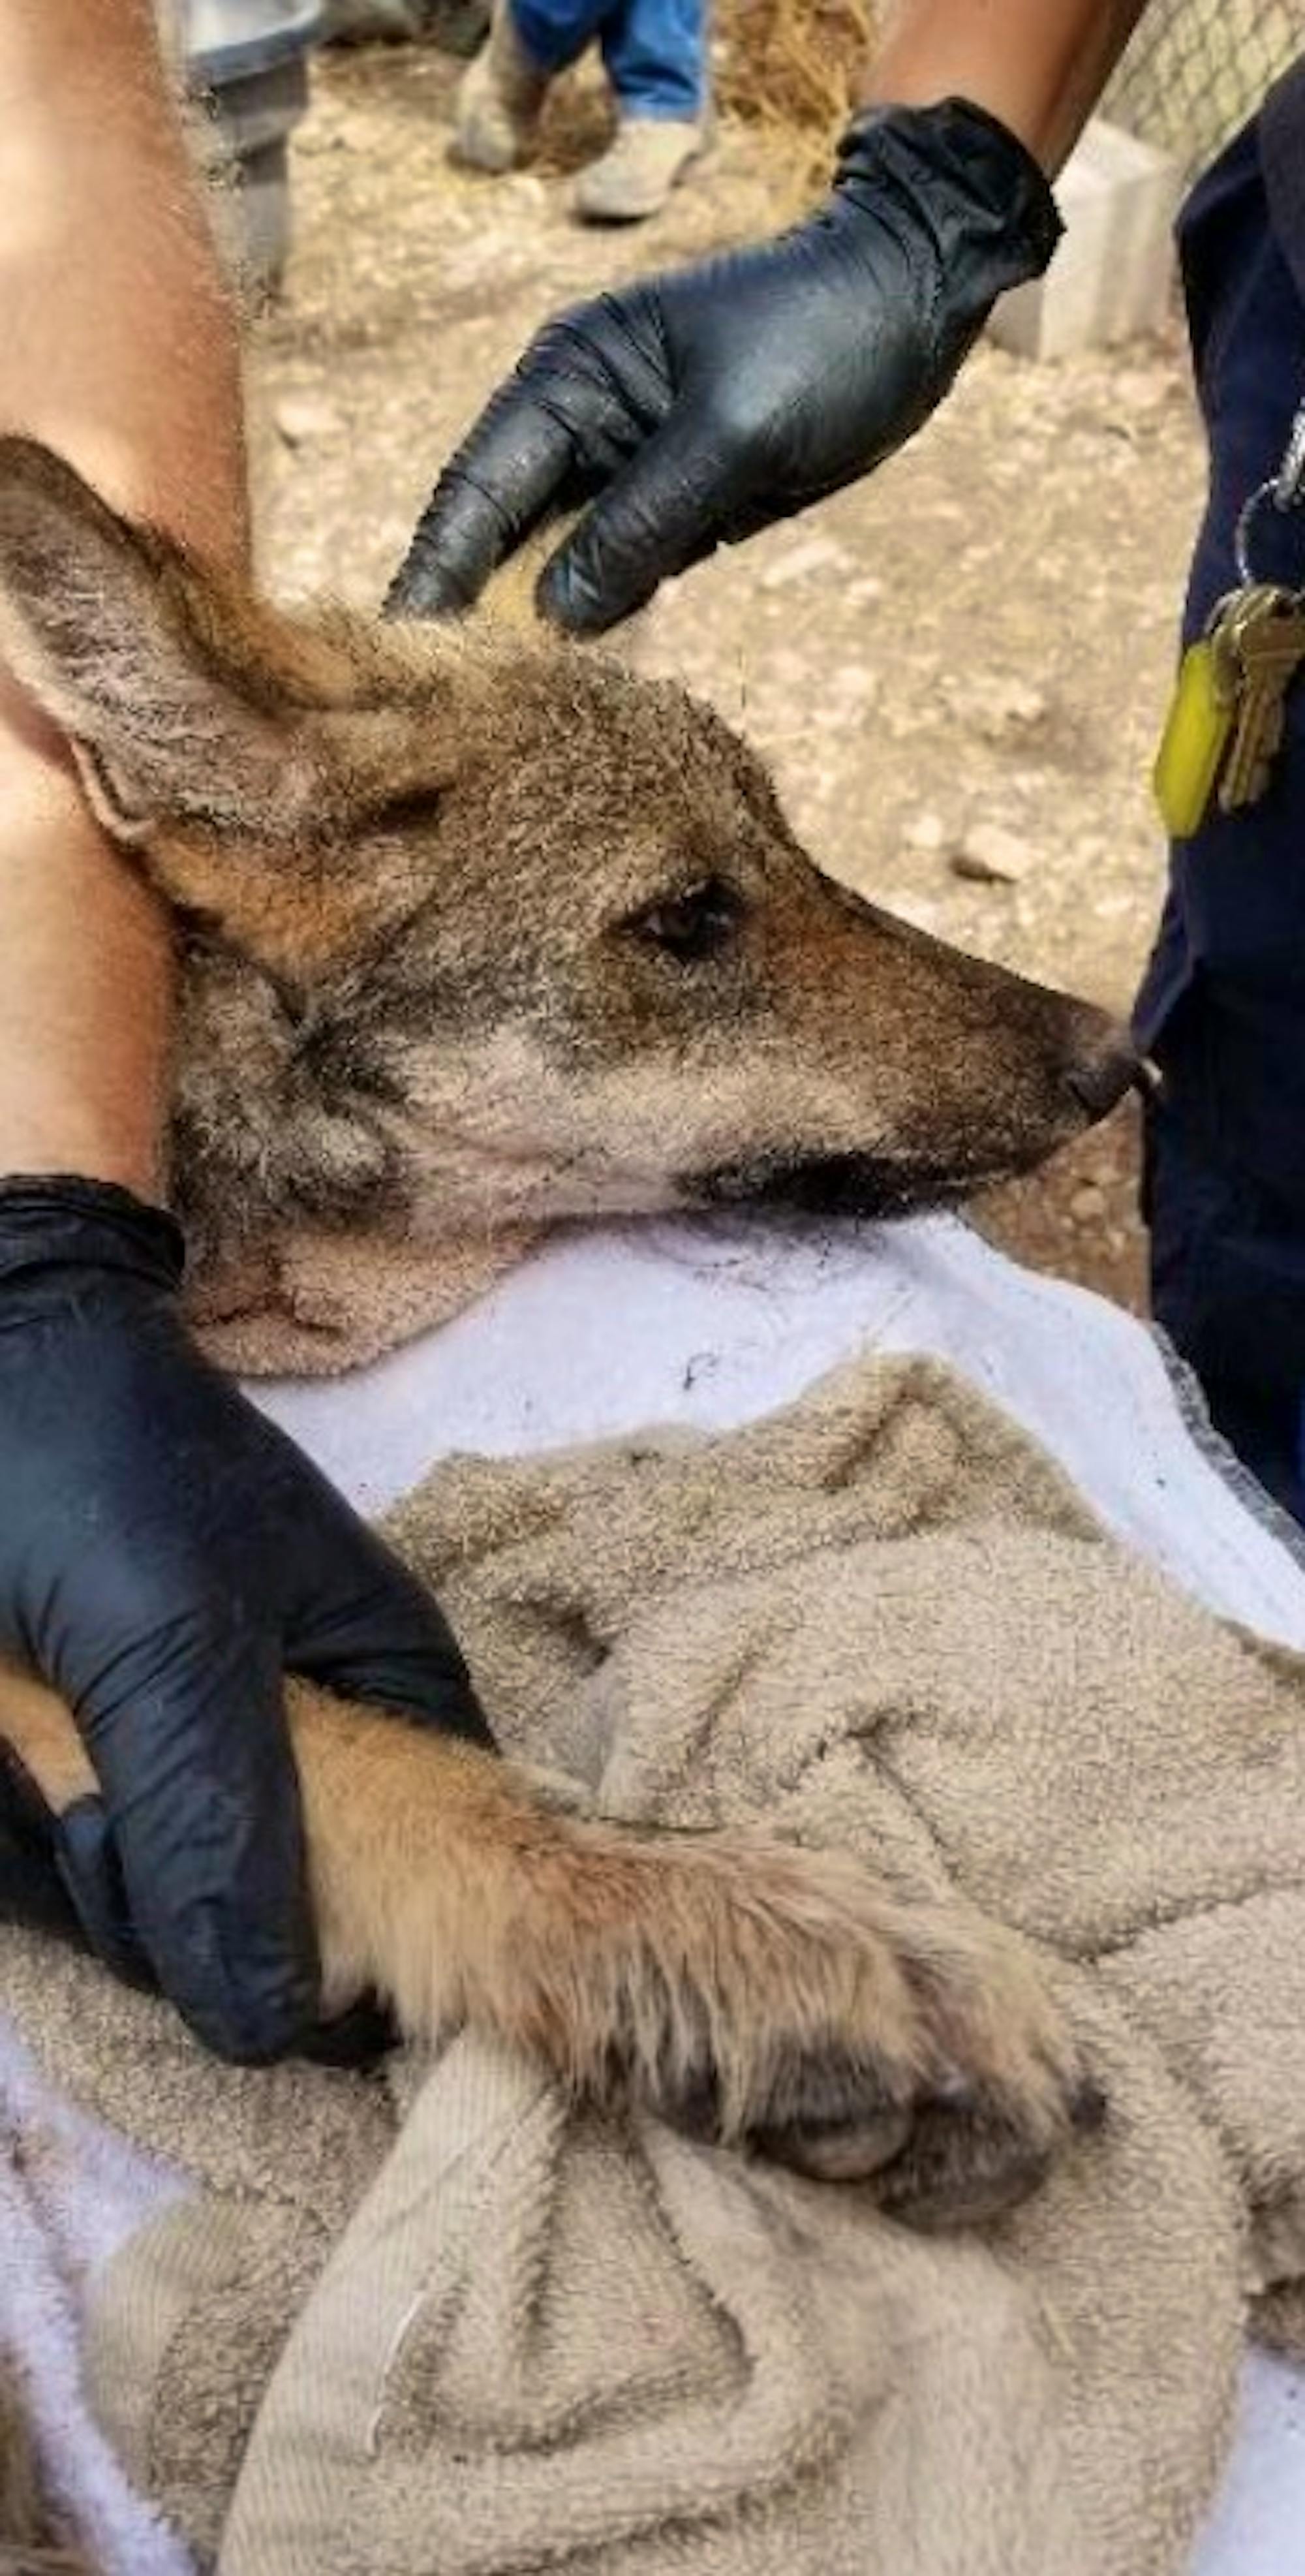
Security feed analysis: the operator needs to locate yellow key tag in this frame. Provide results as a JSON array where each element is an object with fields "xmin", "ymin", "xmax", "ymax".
[{"xmin": 1153, "ymin": 638, "xmax": 1236, "ymax": 840}]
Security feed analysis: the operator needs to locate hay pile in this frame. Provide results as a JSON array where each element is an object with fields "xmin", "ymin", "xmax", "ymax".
[{"xmin": 716, "ymin": 0, "xmax": 882, "ymax": 187}]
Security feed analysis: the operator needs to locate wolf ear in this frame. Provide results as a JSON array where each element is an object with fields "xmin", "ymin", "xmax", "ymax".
[
  {"xmin": 0, "ymin": 437, "xmax": 461, "ymax": 976},
  {"xmin": 0, "ymin": 436, "xmax": 333, "ymax": 846}
]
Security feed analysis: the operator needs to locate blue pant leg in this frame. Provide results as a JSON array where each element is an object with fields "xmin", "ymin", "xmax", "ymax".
[
  {"xmin": 600, "ymin": 0, "xmax": 705, "ymax": 118},
  {"xmin": 512, "ymin": 0, "xmax": 611, "ymax": 76},
  {"xmin": 1134, "ymin": 116, "xmax": 1305, "ymax": 1522},
  {"xmin": 513, "ymin": 0, "xmax": 703, "ymax": 108}
]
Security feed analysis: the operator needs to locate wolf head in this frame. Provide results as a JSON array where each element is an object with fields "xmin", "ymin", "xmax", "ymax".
[{"xmin": 0, "ymin": 437, "xmax": 1135, "ymax": 1262}]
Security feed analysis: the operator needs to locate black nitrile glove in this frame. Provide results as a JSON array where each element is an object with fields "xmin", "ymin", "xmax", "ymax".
[
  {"xmin": 0, "ymin": 1177, "xmax": 492, "ymax": 2064},
  {"xmin": 388, "ymin": 97, "xmax": 1061, "ymax": 634},
  {"xmin": 0, "ymin": 1736, "xmax": 83, "ymax": 1941}
]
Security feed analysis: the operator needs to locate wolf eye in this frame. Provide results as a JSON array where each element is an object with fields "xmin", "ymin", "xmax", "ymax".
[{"xmin": 626, "ymin": 877, "xmax": 745, "ymax": 964}]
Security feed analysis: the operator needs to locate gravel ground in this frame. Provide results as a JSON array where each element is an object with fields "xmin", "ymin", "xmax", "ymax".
[{"xmin": 251, "ymin": 41, "xmax": 1210, "ymax": 1314}]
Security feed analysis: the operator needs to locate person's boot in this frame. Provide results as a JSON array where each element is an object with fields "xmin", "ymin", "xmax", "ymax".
[
  {"xmin": 574, "ymin": 114, "xmax": 709, "ymax": 221},
  {"xmin": 453, "ymin": 0, "xmax": 550, "ymax": 172}
]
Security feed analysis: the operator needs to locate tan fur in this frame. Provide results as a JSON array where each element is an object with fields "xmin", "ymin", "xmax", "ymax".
[
  {"xmin": 0, "ymin": 439, "xmax": 1109, "ymax": 2248},
  {"xmin": 0, "ymin": 435, "xmax": 1135, "ymax": 1372},
  {"xmin": 0, "ymin": 1660, "xmax": 1088, "ymax": 2207}
]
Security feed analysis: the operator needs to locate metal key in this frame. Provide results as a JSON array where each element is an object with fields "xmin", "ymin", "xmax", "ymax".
[{"xmin": 1216, "ymin": 585, "xmax": 1305, "ymax": 813}]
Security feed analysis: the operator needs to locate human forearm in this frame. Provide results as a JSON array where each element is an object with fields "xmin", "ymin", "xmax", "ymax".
[
  {"xmin": 0, "ymin": 10, "xmax": 494, "ymax": 2068},
  {"xmin": 862, "ymin": 0, "xmax": 1154, "ymax": 174},
  {"xmin": 395, "ymin": 0, "xmax": 1142, "ymax": 627},
  {"xmin": 0, "ymin": 0, "xmax": 246, "ymax": 1192}
]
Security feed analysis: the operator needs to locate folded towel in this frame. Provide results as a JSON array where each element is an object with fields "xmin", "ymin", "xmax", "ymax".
[{"xmin": 7, "ymin": 1344, "xmax": 1305, "ymax": 2574}]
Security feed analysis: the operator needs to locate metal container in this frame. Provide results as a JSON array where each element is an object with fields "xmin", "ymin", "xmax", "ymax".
[{"xmin": 171, "ymin": 3, "xmax": 323, "ymax": 288}]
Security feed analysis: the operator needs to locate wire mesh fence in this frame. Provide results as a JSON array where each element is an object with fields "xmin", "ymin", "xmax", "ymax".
[
  {"xmin": 1104, "ymin": 0, "xmax": 1302, "ymax": 183},
  {"xmin": 716, "ymin": 1, "xmax": 1305, "ymax": 198}
]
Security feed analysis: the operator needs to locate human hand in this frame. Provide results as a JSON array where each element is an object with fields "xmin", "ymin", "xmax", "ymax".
[
  {"xmin": 389, "ymin": 97, "xmax": 1060, "ymax": 634},
  {"xmin": 0, "ymin": 1177, "xmax": 490, "ymax": 2062}
]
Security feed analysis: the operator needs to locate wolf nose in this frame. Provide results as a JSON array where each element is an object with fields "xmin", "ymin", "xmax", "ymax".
[{"xmin": 1063, "ymin": 1031, "xmax": 1141, "ymax": 1122}]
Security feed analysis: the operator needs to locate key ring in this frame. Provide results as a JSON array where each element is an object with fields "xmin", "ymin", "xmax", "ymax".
[
  {"xmin": 1274, "ymin": 396, "xmax": 1305, "ymax": 512},
  {"xmin": 1235, "ymin": 392, "xmax": 1305, "ymax": 586}
]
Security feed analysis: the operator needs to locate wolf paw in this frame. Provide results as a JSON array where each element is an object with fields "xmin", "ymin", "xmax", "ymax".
[
  {"xmin": 863, "ymin": 2077, "xmax": 1106, "ymax": 2231},
  {"xmin": 603, "ymin": 1834, "xmax": 1099, "ymax": 2229}
]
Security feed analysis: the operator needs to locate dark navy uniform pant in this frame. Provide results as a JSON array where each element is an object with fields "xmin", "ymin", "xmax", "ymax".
[{"xmin": 1135, "ymin": 112, "xmax": 1305, "ymax": 1523}]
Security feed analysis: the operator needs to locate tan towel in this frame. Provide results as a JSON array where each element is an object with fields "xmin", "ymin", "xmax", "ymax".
[{"xmin": 7, "ymin": 1349, "xmax": 1305, "ymax": 2576}]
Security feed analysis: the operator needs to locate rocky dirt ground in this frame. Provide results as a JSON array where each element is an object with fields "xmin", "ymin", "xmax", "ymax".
[{"xmin": 250, "ymin": 38, "xmax": 1209, "ymax": 1315}]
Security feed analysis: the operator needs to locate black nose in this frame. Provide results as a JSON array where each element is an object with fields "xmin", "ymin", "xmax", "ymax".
[{"xmin": 1064, "ymin": 1034, "xmax": 1141, "ymax": 1122}]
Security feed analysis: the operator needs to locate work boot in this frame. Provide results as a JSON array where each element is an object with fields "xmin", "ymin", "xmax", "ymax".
[
  {"xmin": 574, "ymin": 115, "xmax": 709, "ymax": 221},
  {"xmin": 453, "ymin": 0, "xmax": 550, "ymax": 172}
]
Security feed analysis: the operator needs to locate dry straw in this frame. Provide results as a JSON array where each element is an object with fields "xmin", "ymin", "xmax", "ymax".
[{"xmin": 716, "ymin": 0, "xmax": 881, "ymax": 191}]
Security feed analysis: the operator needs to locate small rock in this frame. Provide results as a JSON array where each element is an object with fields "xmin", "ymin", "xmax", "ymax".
[
  {"xmin": 904, "ymin": 811, "xmax": 945, "ymax": 854},
  {"xmin": 759, "ymin": 535, "xmax": 850, "ymax": 591},
  {"xmin": 951, "ymin": 821, "xmax": 1036, "ymax": 884},
  {"xmin": 1069, "ymin": 1183, "xmax": 1108, "ymax": 1225},
  {"xmin": 941, "ymin": 673, "xmax": 1049, "ymax": 745},
  {"xmin": 847, "ymin": 575, "xmax": 884, "ymax": 608},
  {"xmin": 274, "ymin": 394, "xmax": 341, "ymax": 447}
]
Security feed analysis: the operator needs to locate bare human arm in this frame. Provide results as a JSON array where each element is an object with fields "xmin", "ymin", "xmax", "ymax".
[
  {"xmin": 0, "ymin": 0, "xmax": 489, "ymax": 2062},
  {"xmin": 0, "ymin": 0, "xmax": 246, "ymax": 1190},
  {"xmin": 862, "ymin": 0, "xmax": 1151, "ymax": 176},
  {"xmin": 390, "ymin": 0, "xmax": 1153, "ymax": 632}
]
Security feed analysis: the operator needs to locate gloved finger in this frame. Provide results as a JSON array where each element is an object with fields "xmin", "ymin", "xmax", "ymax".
[
  {"xmin": 537, "ymin": 413, "xmax": 746, "ymax": 634},
  {"xmin": 53, "ymin": 1793, "xmax": 155, "ymax": 1987},
  {"xmin": 386, "ymin": 399, "xmax": 580, "ymax": 619},
  {"xmin": 386, "ymin": 288, "xmax": 671, "ymax": 621},
  {"xmin": 55, "ymin": 1791, "xmax": 397, "ymax": 2068},
  {"xmin": 298, "ymin": 1992, "xmax": 399, "ymax": 2068},
  {"xmin": 0, "ymin": 1737, "xmax": 85, "ymax": 1944},
  {"xmin": 268, "ymin": 1487, "xmax": 496, "ymax": 1749},
  {"xmin": 51, "ymin": 1763, "xmax": 397, "ymax": 2068},
  {"xmin": 74, "ymin": 1615, "xmax": 317, "ymax": 2065},
  {"xmin": 292, "ymin": 1627, "xmax": 493, "ymax": 1748}
]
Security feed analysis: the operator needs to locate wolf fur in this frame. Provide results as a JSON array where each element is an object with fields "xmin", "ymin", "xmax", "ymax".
[
  {"xmin": 0, "ymin": 431, "xmax": 1118, "ymax": 2254},
  {"xmin": 0, "ymin": 436, "xmax": 1133, "ymax": 2565},
  {"xmin": 0, "ymin": 437, "xmax": 1135, "ymax": 1375}
]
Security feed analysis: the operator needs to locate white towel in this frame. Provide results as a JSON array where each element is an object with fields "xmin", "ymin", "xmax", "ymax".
[
  {"xmin": 7, "ymin": 1207, "xmax": 1305, "ymax": 2574},
  {"xmin": 0, "ymin": 2018, "xmax": 192, "ymax": 2576}
]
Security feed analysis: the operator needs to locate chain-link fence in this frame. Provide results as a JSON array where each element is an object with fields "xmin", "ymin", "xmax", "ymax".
[
  {"xmin": 1105, "ymin": 0, "xmax": 1302, "ymax": 184},
  {"xmin": 718, "ymin": 0, "xmax": 1304, "ymax": 196}
]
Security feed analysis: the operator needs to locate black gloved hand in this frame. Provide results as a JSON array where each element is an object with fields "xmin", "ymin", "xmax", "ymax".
[
  {"xmin": 0, "ymin": 1735, "xmax": 83, "ymax": 1940},
  {"xmin": 388, "ymin": 97, "xmax": 1061, "ymax": 634},
  {"xmin": 0, "ymin": 1177, "xmax": 491, "ymax": 2064}
]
